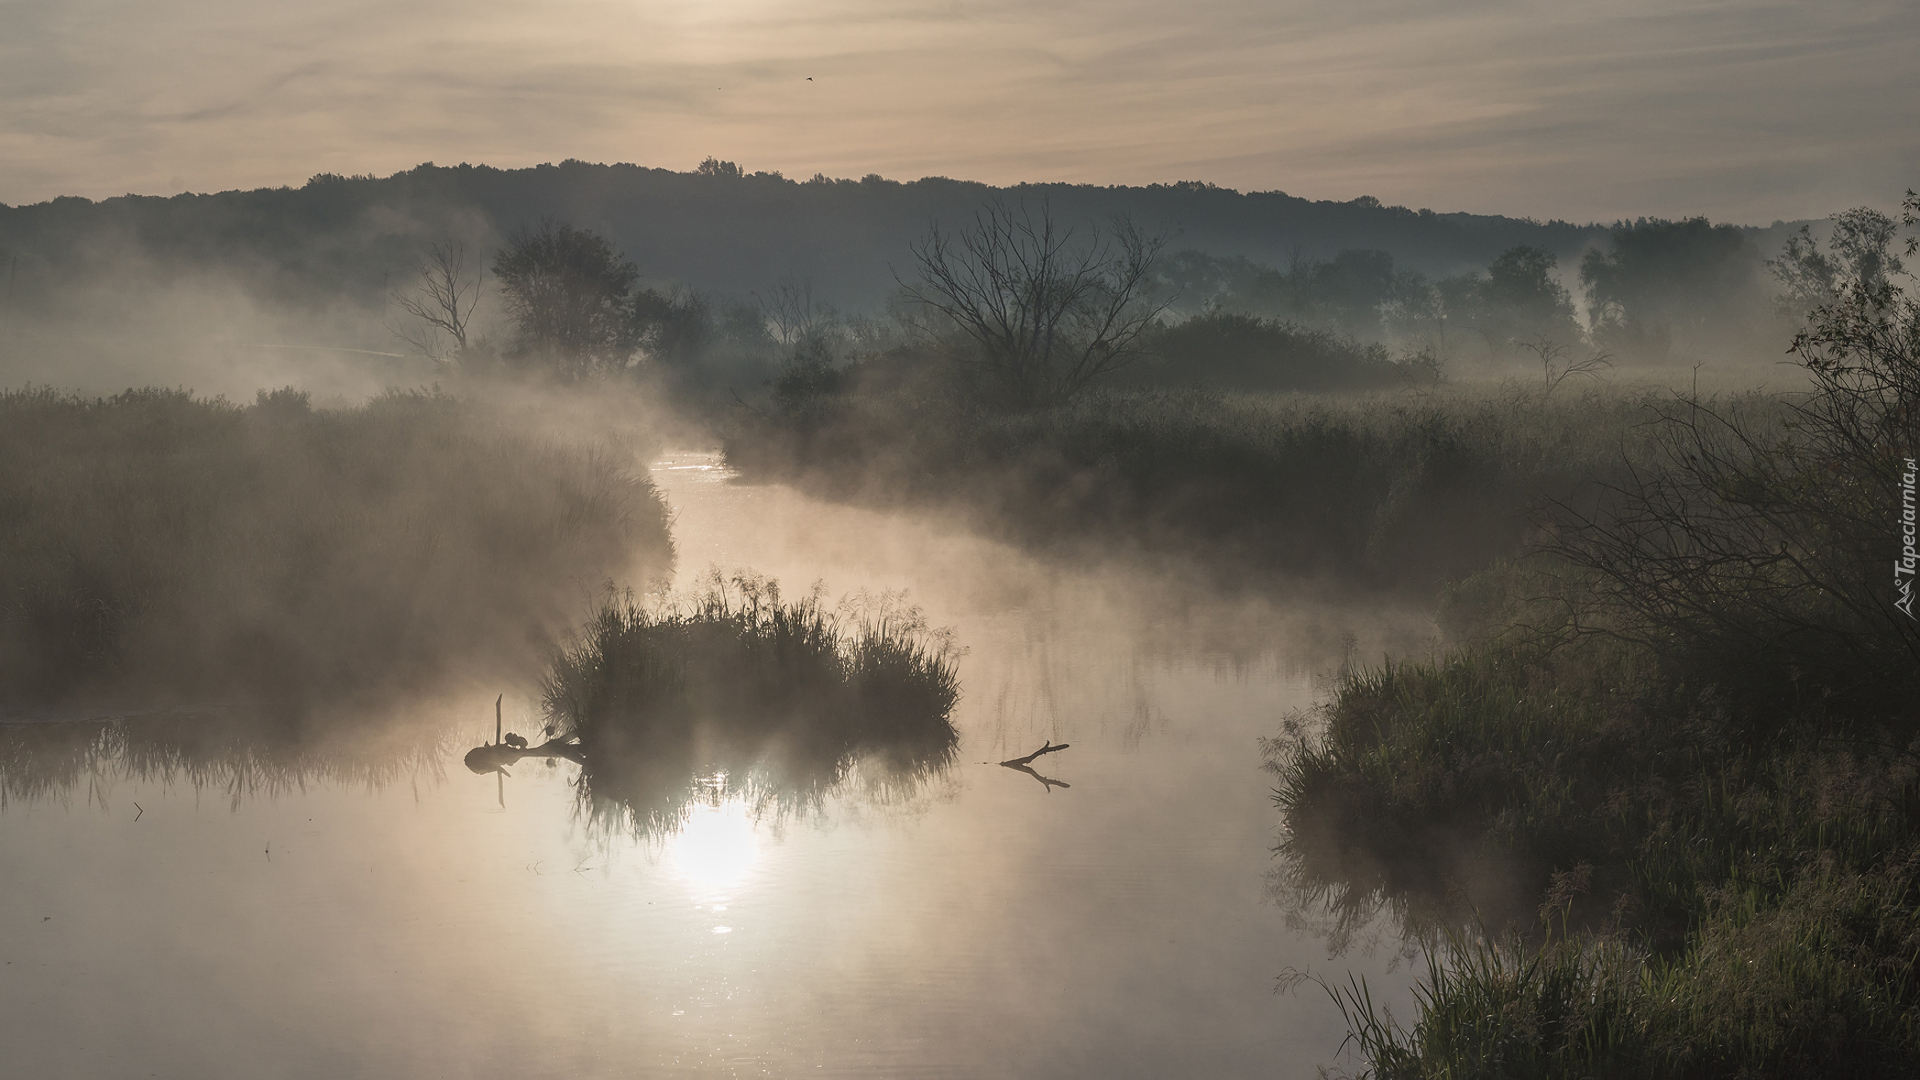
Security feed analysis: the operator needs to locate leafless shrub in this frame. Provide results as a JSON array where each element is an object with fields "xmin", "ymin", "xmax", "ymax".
[{"xmin": 899, "ymin": 200, "xmax": 1168, "ymax": 406}]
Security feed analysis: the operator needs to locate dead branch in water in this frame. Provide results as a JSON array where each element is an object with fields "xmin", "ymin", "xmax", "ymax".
[
  {"xmin": 1005, "ymin": 763, "xmax": 1071, "ymax": 792},
  {"xmin": 1000, "ymin": 740, "xmax": 1069, "ymax": 768}
]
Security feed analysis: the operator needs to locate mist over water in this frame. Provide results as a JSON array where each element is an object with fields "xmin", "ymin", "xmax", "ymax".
[
  {"xmin": 2, "ymin": 0, "xmax": 1913, "ymax": 1057},
  {"xmin": 7, "ymin": 156, "xmax": 1903, "ymax": 1078},
  {"xmin": 0, "ymin": 444, "xmax": 1430, "ymax": 1078}
]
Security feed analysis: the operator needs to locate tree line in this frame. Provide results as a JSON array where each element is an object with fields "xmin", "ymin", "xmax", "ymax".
[
  {"xmin": 389, "ymin": 221, "xmax": 760, "ymax": 385},
  {"xmin": 393, "ymin": 196, "xmax": 1912, "ymax": 405},
  {"xmin": 1162, "ymin": 209, "xmax": 1910, "ymax": 369}
]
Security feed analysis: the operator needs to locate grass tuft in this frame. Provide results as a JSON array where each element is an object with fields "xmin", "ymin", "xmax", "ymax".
[{"xmin": 542, "ymin": 571, "xmax": 961, "ymax": 836}]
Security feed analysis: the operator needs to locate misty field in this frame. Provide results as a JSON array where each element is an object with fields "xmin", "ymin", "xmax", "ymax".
[
  {"xmin": 0, "ymin": 385, "xmax": 672, "ymax": 712},
  {"xmin": 727, "ymin": 382, "xmax": 1666, "ymax": 593}
]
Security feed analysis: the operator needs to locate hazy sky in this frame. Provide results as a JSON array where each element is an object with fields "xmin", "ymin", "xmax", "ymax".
[{"xmin": 2, "ymin": 0, "xmax": 1914, "ymax": 222}]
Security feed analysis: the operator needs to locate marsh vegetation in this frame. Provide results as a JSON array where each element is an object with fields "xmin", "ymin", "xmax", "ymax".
[
  {"xmin": 0, "ymin": 385, "xmax": 671, "ymax": 713},
  {"xmin": 1265, "ymin": 193, "xmax": 1920, "ymax": 1076},
  {"xmin": 538, "ymin": 572, "xmax": 961, "ymax": 836},
  {"xmin": 729, "ymin": 384, "xmax": 1658, "ymax": 594},
  {"xmin": 6, "ymin": 155, "xmax": 1918, "ymax": 1079}
]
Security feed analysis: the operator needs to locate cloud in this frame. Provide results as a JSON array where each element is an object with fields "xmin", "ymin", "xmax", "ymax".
[{"xmin": 0, "ymin": 0, "xmax": 1914, "ymax": 221}]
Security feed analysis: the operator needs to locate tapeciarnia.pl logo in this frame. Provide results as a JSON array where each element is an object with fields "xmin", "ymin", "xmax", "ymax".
[{"xmin": 1899, "ymin": 457, "xmax": 1918, "ymax": 620}]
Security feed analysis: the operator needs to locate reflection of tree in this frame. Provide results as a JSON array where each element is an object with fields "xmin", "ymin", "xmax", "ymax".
[
  {"xmin": 1000, "ymin": 762, "xmax": 1069, "ymax": 791},
  {"xmin": 1262, "ymin": 822, "xmax": 1470, "ymax": 960},
  {"xmin": 0, "ymin": 711, "xmax": 452, "ymax": 810},
  {"xmin": 460, "ymin": 699, "xmax": 955, "ymax": 831}
]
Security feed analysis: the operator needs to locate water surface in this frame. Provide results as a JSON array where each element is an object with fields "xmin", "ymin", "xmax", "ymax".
[{"xmin": 0, "ymin": 452, "xmax": 1427, "ymax": 1078}]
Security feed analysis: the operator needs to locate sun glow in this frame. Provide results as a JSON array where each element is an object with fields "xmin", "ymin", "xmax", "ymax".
[{"xmin": 665, "ymin": 797, "xmax": 761, "ymax": 895}]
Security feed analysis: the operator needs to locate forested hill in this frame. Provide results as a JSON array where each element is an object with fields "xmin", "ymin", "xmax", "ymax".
[{"xmin": 0, "ymin": 160, "xmax": 1633, "ymax": 312}]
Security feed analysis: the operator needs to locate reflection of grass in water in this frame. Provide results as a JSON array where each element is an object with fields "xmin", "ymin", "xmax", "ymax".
[
  {"xmin": 0, "ymin": 712, "xmax": 453, "ymax": 810},
  {"xmin": 1264, "ymin": 639, "xmax": 1695, "ymax": 952},
  {"xmin": 542, "ymin": 571, "xmax": 961, "ymax": 838}
]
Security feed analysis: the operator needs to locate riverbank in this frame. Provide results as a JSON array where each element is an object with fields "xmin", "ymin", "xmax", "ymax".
[
  {"xmin": 724, "ymin": 267, "xmax": 1920, "ymax": 1075},
  {"xmin": 1270, "ymin": 276, "xmax": 1920, "ymax": 1075},
  {"xmin": 0, "ymin": 385, "xmax": 673, "ymax": 713},
  {"xmin": 725, "ymin": 383, "xmax": 1664, "ymax": 597}
]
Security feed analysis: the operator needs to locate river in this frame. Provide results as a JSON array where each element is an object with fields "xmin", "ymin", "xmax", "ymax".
[{"xmin": 0, "ymin": 450, "xmax": 1427, "ymax": 1078}]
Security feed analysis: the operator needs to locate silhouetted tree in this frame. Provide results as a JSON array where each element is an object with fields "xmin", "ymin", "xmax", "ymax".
[
  {"xmin": 1471, "ymin": 246, "xmax": 1583, "ymax": 355},
  {"xmin": 1160, "ymin": 247, "xmax": 1436, "ymax": 344},
  {"xmin": 493, "ymin": 222, "xmax": 639, "ymax": 379},
  {"xmin": 1388, "ymin": 249, "xmax": 1578, "ymax": 363},
  {"xmin": 1138, "ymin": 311, "xmax": 1399, "ymax": 391},
  {"xmin": 631, "ymin": 287, "xmax": 714, "ymax": 368},
  {"xmin": 1770, "ymin": 207, "xmax": 1906, "ymax": 317},
  {"xmin": 389, "ymin": 240, "xmax": 482, "ymax": 365},
  {"xmin": 1302, "ymin": 250, "xmax": 1403, "ymax": 335},
  {"xmin": 1155, "ymin": 250, "xmax": 1268, "ymax": 311},
  {"xmin": 902, "ymin": 201, "xmax": 1167, "ymax": 406},
  {"xmin": 757, "ymin": 278, "xmax": 840, "ymax": 354},
  {"xmin": 1550, "ymin": 192, "xmax": 1920, "ymax": 717},
  {"xmin": 1580, "ymin": 218, "xmax": 1766, "ymax": 360}
]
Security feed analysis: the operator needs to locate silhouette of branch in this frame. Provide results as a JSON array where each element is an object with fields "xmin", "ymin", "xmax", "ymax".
[
  {"xmin": 999, "ymin": 740, "xmax": 1069, "ymax": 767},
  {"xmin": 1004, "ymin": 762, "xmax": 1071, "ymax": 792}
]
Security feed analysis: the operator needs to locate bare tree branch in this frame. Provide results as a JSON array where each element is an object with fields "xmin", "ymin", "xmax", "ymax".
[
  {"xmin": 898, "ymin": 200, "xmax": 1168, "ymax": 405},
  {"xmin": 390, "ymin": 241, "xmax": 482, "ymax": 365}
]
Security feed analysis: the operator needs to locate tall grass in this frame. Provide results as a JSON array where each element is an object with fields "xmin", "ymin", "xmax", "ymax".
[
  {"xmin": 0, "ymin": 385, "xmax": 672, "ymax": 711},
  {"xmin": 727, "ymin": 383, "xmax": 1662, "ymax": 592},
  {"xmin": 1273, "ymin": 262, "xmax": 1920, "ymax": 1072},
  {"xmin": 542, "ymin": 572, "xmax": 961, "ymax": 836},
  {"xmin": 1329, "ymin": 864, "xmax": 1920, "ymax": 1078},
  {"xmin": 1275, "ymin": 631, "xmax": 1920, "ymax": 1076}
]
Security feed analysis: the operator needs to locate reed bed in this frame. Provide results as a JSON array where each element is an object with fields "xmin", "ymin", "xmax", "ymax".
[
  {"xmin": 727, "ymin": 383, "xmax": 1669, "ymax": 592},
  {"xmin": 1278, "ymin": 633, "xmax": 1920, "ymax": 1077},
  {"xmin": 0, "ymin": 385, "xmax": 672, "ymax": 711},
  {"xmin": 541, "ymin": 573, "xmax": 961, "ymax": 836},
  {"xmin": 1275, "ymin": 277, "xmax": 1920, "ymax": 1073}
]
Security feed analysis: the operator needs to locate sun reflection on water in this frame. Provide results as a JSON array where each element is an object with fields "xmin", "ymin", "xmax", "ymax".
[{"xmin": 666, "ymin": 794, "xmax": 761, "ymax": 896}]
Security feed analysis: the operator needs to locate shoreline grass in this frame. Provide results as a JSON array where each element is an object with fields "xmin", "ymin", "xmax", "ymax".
[
  {"xmin": 727, "ymin": 383, "xmax": 1669, "ymax": 594},
  {"xmin": 0, "ymin": 384, "xmax": 673, "ymax": 713},
  {"xmin": 1269, "ymin": 258, "xmax": 1920, "ymax": 1072},
  {"xmin": 1273, "ymin": 627, "xmax": 1920, "ymax": 1077}
]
